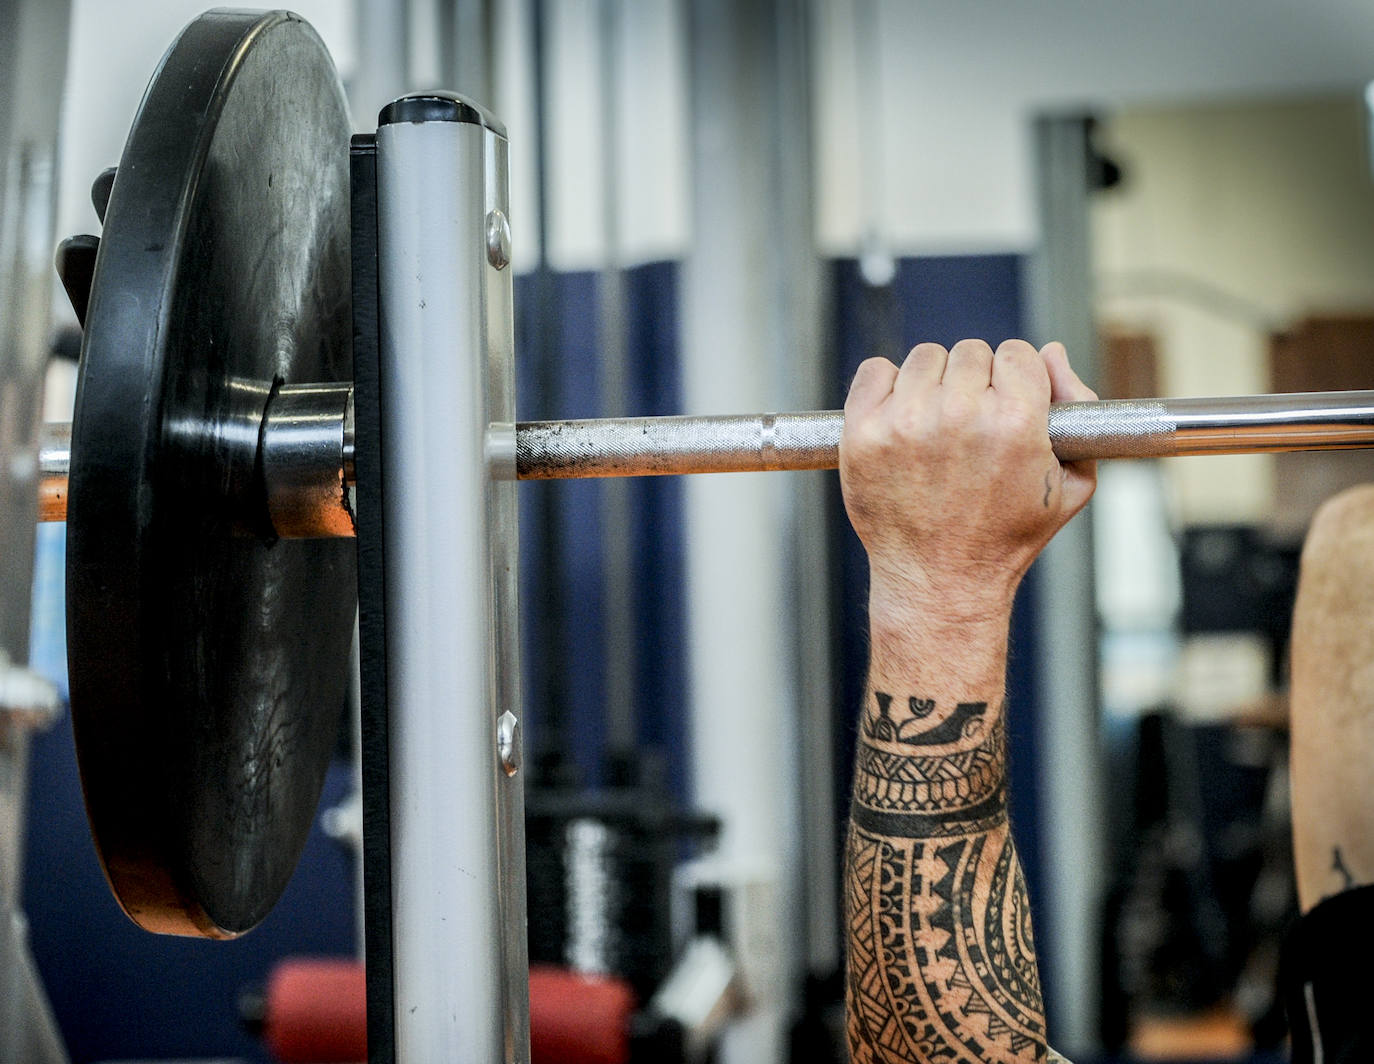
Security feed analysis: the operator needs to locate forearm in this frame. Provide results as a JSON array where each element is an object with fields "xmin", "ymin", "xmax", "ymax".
[
  {"xmin": 838, "ymin": 339, "xmax": 1094, "ymax": 1064},
  {"xmin": 1291, "ymin": 485, "xmax": 1374, "ymax": 910},
  {"xmin": 844, "ymin": 591, "xmax": 1055, "ymax": 1064}
]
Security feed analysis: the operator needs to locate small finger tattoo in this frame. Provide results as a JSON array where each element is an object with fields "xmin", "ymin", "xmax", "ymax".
[
  {"xmin": 1333, "ymin": 846, "xmax": 1357, "ymax": 890},
  {"xmin": 1043, "ymin": 470, "xmax": 1053, "ymax": 508}
]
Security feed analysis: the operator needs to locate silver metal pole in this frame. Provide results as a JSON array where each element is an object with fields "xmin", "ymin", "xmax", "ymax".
[
  {"xmin": 349, "ymin": 0, "xmax": 410, "ymax": 128},
  {"xmin": 438, "ymin": 0, "xmax": 495, "ymax": 107},
  {"xmin": 596, "ymin": 0, "xmax": 638, "ymax": 763},
  {"xmin": 772, "ymin": 0, "xmax": 838, "ymax": 992},
  {"xmin": 1024, "ymin": 112, "xmax": 1103, "ymax": 1054},
  {"xmin": 681, "ymin": 2, "xmax": 811, "ymax": 1059},
  {"xmin": 376, "ymin": 94, "xmax": 527, "ymax": 1063}
]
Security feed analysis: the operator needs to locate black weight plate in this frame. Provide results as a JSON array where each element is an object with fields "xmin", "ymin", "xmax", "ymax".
[{"xmin": 67, "ymin": 10, "xmax": 355, "ymax": 938}]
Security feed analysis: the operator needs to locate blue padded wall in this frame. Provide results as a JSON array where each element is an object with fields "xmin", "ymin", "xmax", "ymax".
[{"xmin": 514, "ymin": 262, "xmax": 689, "ymax": 797}]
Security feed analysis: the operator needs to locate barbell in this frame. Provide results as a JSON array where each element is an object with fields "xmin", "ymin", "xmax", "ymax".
[
  {"xmin": 37, "ymin": 390, "xmax": 1374, "ymax": 535},
  {"xmin": 41, "ymin": 0, "xmax": 1374, "ymax": 988}
]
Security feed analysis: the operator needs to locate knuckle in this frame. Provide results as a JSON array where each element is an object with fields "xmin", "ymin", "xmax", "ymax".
[
  {"xmin": 844, "ymin": 368, "xmax": 888, "ymax": 413},
  {"xmin": 849, "ymin": 356, "xmax": 893, "ymax": 387},
  {"xmin": 1007, "ymin": 359, "xmax": 1050, "ymax": 392},
  {"xmin": 842, "ymin": 418, "xmax": 890, "ymax": 460},
  {"xmin": 995, "ymin": 338, "xmax": 1037, "ymax": 361},
  {"xmin": 891, "ymin": 411, "xmax": 937, "ymax": 449},
  {"xmin": 951, "ymin": 337, "xmax": 993, "ymax": 360},
  {"xmin": 938, "ymin": 391, "xmax": 979, "ymax": 429},
  {"xmin": 998, "ymin": 399, "xmax": 1045, "ymax": 439},
  {"xmin": 905, "ymin": 342, "xmax": 948, "ymax": 364}
]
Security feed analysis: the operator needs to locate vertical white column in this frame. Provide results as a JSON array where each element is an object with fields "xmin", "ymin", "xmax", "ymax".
[
  {"xmin": 351, "ymin": 0, "xmax": 411, "ymax": 125},
  {"xmin": 1024, "ymin": 114, "xmax": 1105, "ymax": 1055},
  {"xmin": 376, "ymin": 94, "xmax": 527, "ymax": 1063},
  {"xmin": 681, "ymin": 3, "xmax": 824, "ymax": 1061}
]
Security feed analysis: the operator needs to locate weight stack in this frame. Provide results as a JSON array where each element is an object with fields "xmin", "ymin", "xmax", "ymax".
[{"xmin": 526, "ymin": 754, "xmax": 719, "ymax": 1002}]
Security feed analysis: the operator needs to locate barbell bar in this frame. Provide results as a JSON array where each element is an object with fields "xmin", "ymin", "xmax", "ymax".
[{"xmin": 35, "ymin": 386, "xmax": 1374, "ymax": 537}]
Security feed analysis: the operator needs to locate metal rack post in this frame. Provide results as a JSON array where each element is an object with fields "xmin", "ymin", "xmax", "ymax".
[{"xmin": 375, "ymin": 93, "xmax": 528, "ymax": 1063}]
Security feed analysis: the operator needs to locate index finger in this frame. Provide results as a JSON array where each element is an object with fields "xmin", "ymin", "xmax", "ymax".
[{"xmin": 844, "ymin": 357, "xmax": 899, "ymax": 418}]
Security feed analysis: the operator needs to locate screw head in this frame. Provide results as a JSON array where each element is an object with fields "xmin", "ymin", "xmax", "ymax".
[
  {"xmin": 496, "ymin": 709, "xmax": 519, "ymax": 776},
  {"xmin": 485, "ymin": 209, "xmax": 511, "ymax": 271}
]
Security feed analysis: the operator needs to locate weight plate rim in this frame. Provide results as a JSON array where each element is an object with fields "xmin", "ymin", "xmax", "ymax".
[{"xmin": 67, "ymin": 9, "xmax": 355, "ymax": 938}]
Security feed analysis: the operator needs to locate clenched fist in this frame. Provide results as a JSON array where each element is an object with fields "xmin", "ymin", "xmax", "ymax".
[{"xmin": 840, "ymin": 339, "xmax": 1097, "ymax": 622}]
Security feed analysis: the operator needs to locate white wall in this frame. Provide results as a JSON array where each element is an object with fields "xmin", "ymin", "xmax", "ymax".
[
  {"xmin": 58, "ymin": 0, "xmax": 354, "ymax": 243},
  {"xmin": 1093, "ymin": 96, "xmax": 1374, "ymax": 523},
  {"xmin": 539, "ymin": 0, "xmax": 688, "ymax": 270},
  {"xmin": 817, "ymin": 0, "xmax": 1374, "ymax": 256},
  {"xmin": 538, "ymin": 0, "xmax": 1374, "ymax": 264},
  {"xmin": 61, "ymin": 1, "xmax": 1374, "ymax": 279}
]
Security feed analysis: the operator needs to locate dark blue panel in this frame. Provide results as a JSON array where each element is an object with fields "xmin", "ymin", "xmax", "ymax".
[
  {"xmin": 26, "ymin": 735, "xmax": 357, "ymax": 1064},
  {"xmin": 514, "ymin": 270, "xmax": 560, "ymax": 771},
  {"xmin": 514, "ymin": 263, "xmax": 688, "ymax": 798},
  {"xmin": 550, "ymin": 271, "xmax": 610, "ymax": 784},
  {"xmin": 622, "ymin": 264, "xmax": 689, "ymax": 801},
  {"xmin": 893, "ymin": 253, "xmax": 1027, "ymax": 351},
  {"xmin": 516, "ymin": 270, "xmax": 605, "ymax": 784}
]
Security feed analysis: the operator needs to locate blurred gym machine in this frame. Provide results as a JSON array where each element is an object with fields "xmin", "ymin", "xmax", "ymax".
[{"xmin": 0, "ymin": 1, "xmax": 71, "ymax": 1061}]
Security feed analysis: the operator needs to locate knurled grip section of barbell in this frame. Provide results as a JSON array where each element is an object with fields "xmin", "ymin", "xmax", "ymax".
[
  {"xmin": 511, "ymin": 390, "xmax": 1374, "ymax": 476},
  {"xmin": 1048, "ymin": 399, "xmax": 1174, "ymax": 462},
  {"xmin": 511, "ymin": 411, "xmax": 844, "ymax": 479},
  {"xmin": 511, "ymin": 402, "xmax": 1178, "ymax": 478}
]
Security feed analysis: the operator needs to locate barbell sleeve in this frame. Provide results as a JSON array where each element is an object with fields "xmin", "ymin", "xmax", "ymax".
[
  {"xmin": 39, "ymin": 419, "xmax": 70, "ymax": 524},
  {"xmin": 35, "ymin": 388, "xmax": 1374, "ymax": 528}
]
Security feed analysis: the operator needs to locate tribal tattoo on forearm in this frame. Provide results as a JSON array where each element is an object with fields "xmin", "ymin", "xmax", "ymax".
[{"xmin": 846, "ymin": 690, "xmax": 1058, "ymax": 1064}]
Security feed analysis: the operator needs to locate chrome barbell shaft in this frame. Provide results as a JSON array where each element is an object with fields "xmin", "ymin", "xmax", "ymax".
[
  {"xmin": 38, "ymin": 388, "xmax": 1374, "ymax": 528},
  {"xmin": 513, "ymin": 389, "xmax": 1374, "ymax": 478}
]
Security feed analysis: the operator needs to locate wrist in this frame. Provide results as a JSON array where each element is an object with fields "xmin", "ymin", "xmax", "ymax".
[
  {"xmin": 867, "ymin": 580, "xmax": 1012, "ymax": 691},
  {"xmin": 866, "ymin": 562, "xmax": 1020, "ymax": 633}
]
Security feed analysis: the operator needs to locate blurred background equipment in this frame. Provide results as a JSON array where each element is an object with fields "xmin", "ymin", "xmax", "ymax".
[{"xmin": 0, "ymin": 1, "xmax": 71, "ymax": 1062}]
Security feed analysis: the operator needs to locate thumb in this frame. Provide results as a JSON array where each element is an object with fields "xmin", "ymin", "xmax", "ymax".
[{"xmin": 1042, "ymin": 342, "xmax": 1098, "ymax": 515}]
